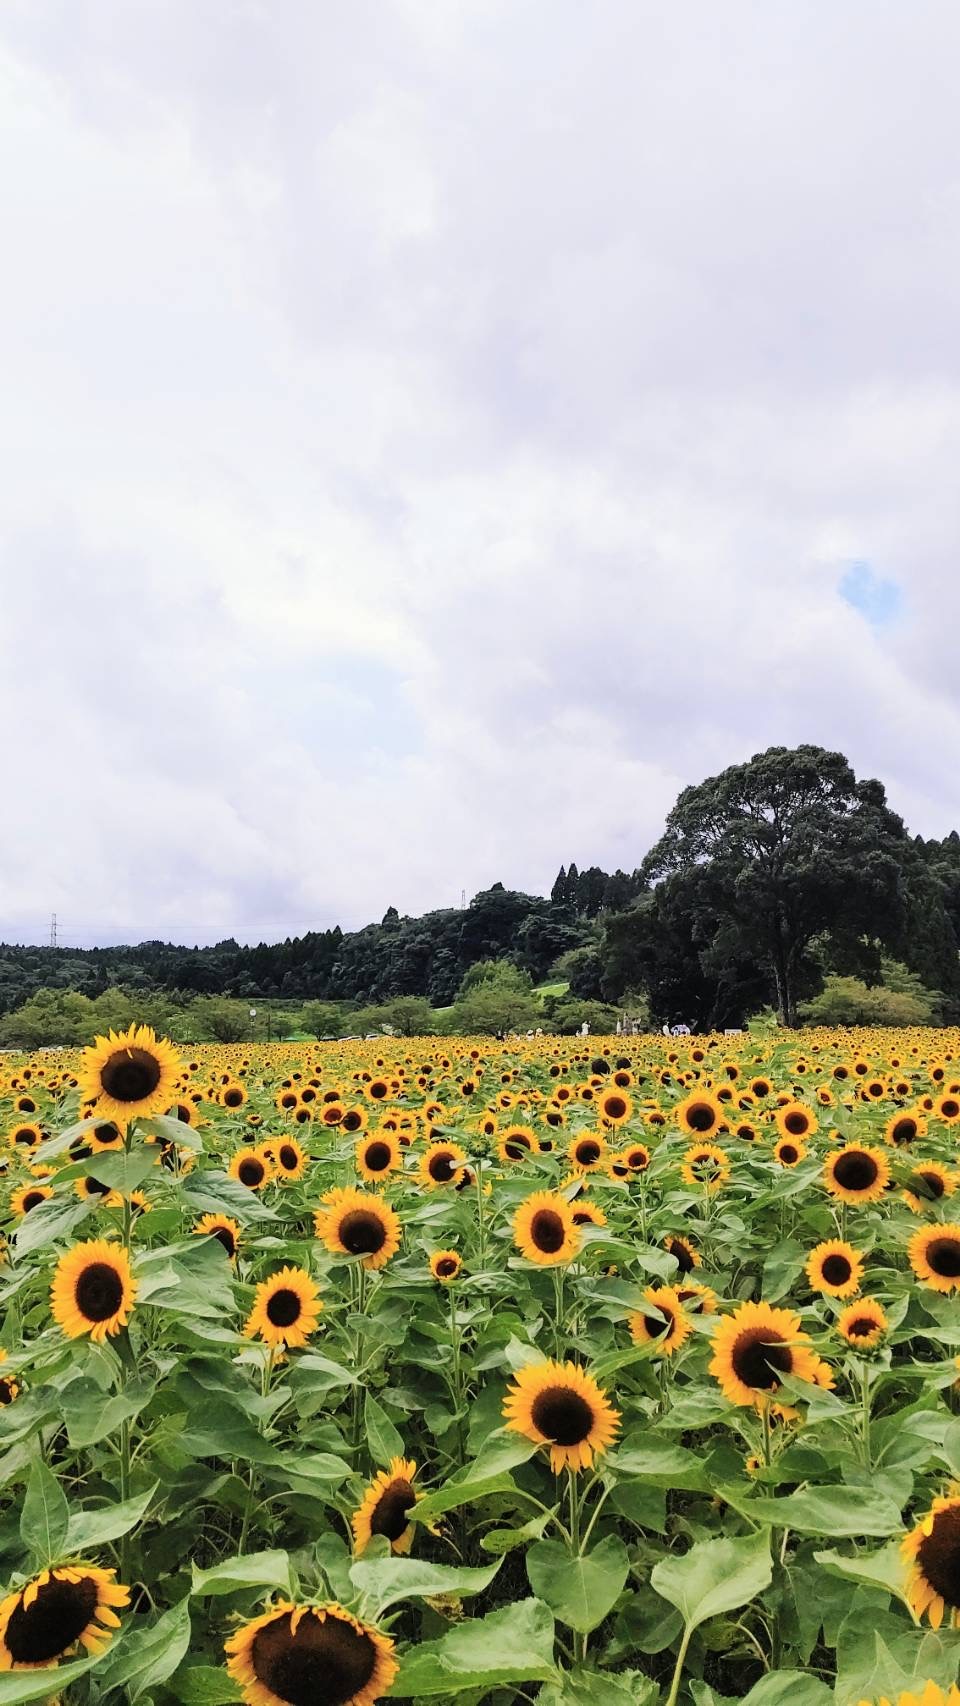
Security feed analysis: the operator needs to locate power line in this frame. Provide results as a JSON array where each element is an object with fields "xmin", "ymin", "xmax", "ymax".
[{"xmin": 49, "ymin": 913, "xmax": 58, "ymax": 950}]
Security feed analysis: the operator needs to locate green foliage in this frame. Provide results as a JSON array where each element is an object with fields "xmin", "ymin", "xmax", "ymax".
[{"xmin": 799, "ymin": 972, "xmax": 939, "ymax": 1027}]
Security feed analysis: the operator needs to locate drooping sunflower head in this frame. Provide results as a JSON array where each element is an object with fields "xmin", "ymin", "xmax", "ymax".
[
  {"xmin": 903, "ymin": 1496, "xmax": 960, "ymax": 1628},
  {"xmin": 908, "ymin": 1224, "xmax": 960, "ymax": 1293},
  {"xmin": 502, "ymin": 1358, "xmax": 620, "ymax": 1472},
  {"xmin": 245, "ymin": 1265, "xmax": 322, "ymax": 1349},
  {"xmin": 823, "ymin": 1144, "xmax": 890, "ymax": 1205},
  {"xmin": 351, "ymin": 1457, "xmax": 419, "ymax": 1556},
  {"xmin": 628, "ymin": 1285, "xmax": 692, "ymax": 1358},
  {"xmin": 680, "ymin": 1143, "xmax": 731, "ymax": 1193},
  {"xmin": 805, "ymin": 1239, "xmax": 863, "ymax": 1298},
  {"xmin": 356, "ymin": 1134, "xmax": 401, "ymax": 1184},
  {"xmin": 571, "ymin": 1201, "xmax": 607, "ymax": 1229},
  {"xmin": 664, "ymin": 1234, "xmax": 700, "ymax": 1274},
  {"xmin": 225, "ymin": 1600, "xmax": 398, "ymax": 1706},
  {"xmin": 513, "ymin": 1190, "xmax": 581, "ymax": 1267},
  {"xmin": 194, "ymin": 1213, "xmax": 241, "ymax": 1260},
  {"xmin": 315, "ymin": 1189, "xmax": 401, "ymax": 1271},
  {"xmin": 78, "ymin": 1025, "xmax": 181, "ymax": 1127},
  {"xmin": 418, "ymin": 1142, "xmax": 467, "ymax": 1189},
  {"xmin": 51, "ymin": 1238, "xmax": 137, "ymax": 1343},
  {"xmin": 836, "ymin": 1297, "xmax": 888, "ymax": 1350},
  {"xmin": 709, "ymin": 1299, "xmax": 833, "ymax": 1411},
  {"xmin": 0, "ymin": 1562, "xmax": 129, "ymax": 1670},
  {"xmin": 429, "ymin": 1250, "xmax": 461, "ymax": 1283}
]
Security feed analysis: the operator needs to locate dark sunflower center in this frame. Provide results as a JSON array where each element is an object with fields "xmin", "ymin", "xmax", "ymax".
[
  {"xmin": 266, "ymin": 1288, "xmax": 302, "ymax": 1328},
  {"xmin": 917, "ymin": 1506, "xmax": 960, "ymax": 1610},
  {"xmin": 251, "ymin": 1609, "xmax": 377, "ymax": 1706},
  {"xmin": 100, "ymin": 1048, "xmax": 162, "ymax": 1104},
  {"xmin": 213, "ymin": 1226, "xmax": 237, "ymax": 1256},
  {"xmin": 846, "ymin": 1314, "xmax": 879, "ymax": 1338},
  {"xmin": 279, "ymin": 1145, "xmax": 300, "ymax": 1171},
  {"xmin": 687, "ymin": 1103, "xmax": 716, "ymax": 1133},
  {"xmin": 338, "ymin": 1209, "xmax": 386, "ymax": 1255},
  {"xmin": 628, "ymin": 1148, "xmax": 649, "ymax": 1169},
  {"xmin": 912, "ymin": 1170, "xmax": 945, "ymax": 1199},
  {"xmin": 364, "ymin": 1141, "xmax": 392, "ymax": 1172},
  {"xmin": 530, "ymin": 1385, "xmax": 595, "ymax": 1446},
  {"xmin": 22, "ymin": 1191, "xmax": 46, "ymax": 1213},
  {"xmin": 13, "ymin": 1128, "xmax": 35, "ymax": 1144},
  {"xmin": 784, "ymin": 1111, "xmax": 809, "ymax": 1135},
  {"xmin": 604, "ymin": 1097, "xmax": 627, "ymax": 1120},
  {"xmin": 224, "ymin": 1089, "xmax": 243, "ymax": 1108},
  {"xmin": 779, "ymin": 1144, "xmax": 799, "ymax": 1164},
  {"xmin": 3, "ymin": 1574, "xmax": 100, "ymax": 1664},
  {"xmin": 435, "ymin": 1257, "xmax": 458, "ymax": 1277},
  {"xmin": 370, "ymin": 1478, "xmax": 416, "ymax": 1541},
  {"xmin": 174, "ymin": 1105, "xmax": 192, "ymax": 1123},
  {"xmin": 669, "ymin": 1240, "xmax": 694, "ymax": 1274},
  {"xmin": 892, "ymin": 1119, "xmax": 918, "ymax": 1145},
  {"xmin": 0, "ymin": 1377, "xmax": 15, "ymax": 1404},
  {"xmin": 645, "ymin": 1304, "xmax": 675, "ymax": 1340},
  {"xmin": 75, "ymin": 1261, "xmax": 124, "ymax": 1322},
  {"xmin": 927, "ymin": 1237, "xmax": 960, "ymax": 1278},
  {"xmin": 370, "ymin": 1082, "xmax": 388, "ymax": 1099},
  {"xmin": 730, "ymin": 1326, "xmax": 793, "ymax": 1390},
  {"xmin": 821, "ymin": 1254, "xmax": 851, "ymax": 1286},
  {"xmin": 576, "ymin": 1141, "xmax": 601, "ymax": 1164},
  {"xmin": 833, "ymin": 1151, "xmax": 878, "ymax": 1191},
  {"xmin": 530, "ymin": 1209, "xmax": 566, "ymax": 1254},
  {"xmin": 239, "ymin": 1159, "xmax": 265, "ymax": 1186},
  {"xmin": 428, "ymin": 1152, "xmax": 457, "ymax": 1182}
]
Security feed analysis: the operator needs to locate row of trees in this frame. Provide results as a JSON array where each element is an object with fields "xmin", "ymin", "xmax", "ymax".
[{"xmin": 2, "ymin": 747, "xmax": 958, "ymax": 1037}]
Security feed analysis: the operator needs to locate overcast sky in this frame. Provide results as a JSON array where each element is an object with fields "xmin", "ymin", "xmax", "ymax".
[{"xmin": 2, "ymin": 2, "xmax": 959, "ymax": 948}]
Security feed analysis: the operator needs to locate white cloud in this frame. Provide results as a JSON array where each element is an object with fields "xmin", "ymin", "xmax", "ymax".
[{"xmin": 1, "ymin": 2, "xmax": 960, "ymax": 946}]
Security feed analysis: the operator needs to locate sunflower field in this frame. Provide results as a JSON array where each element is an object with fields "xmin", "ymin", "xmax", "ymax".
[{"xmin": 4, "ymin": 1027, "xmax": 960, "ymax": 1706}]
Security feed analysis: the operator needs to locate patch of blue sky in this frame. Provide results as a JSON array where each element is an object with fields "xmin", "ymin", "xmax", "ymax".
[{"xmin": 839, "ymin": 561, "xmax": 903, "ymax": 628}]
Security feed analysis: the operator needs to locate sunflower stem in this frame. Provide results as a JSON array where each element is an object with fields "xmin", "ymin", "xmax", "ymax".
[
  {"xmin": 552, "ymin": 1267, "xmax": 566, "ymax": 1358},
  {"xmin": 665, "ymin": 1623, "xmax": 693, "ymax": 1706},
  {"xmin": 567, "ymin": 1469, "xmax": 588, "ymax": 1664},
  {"xmin": 475, "ymin": 1160, "xmax": 487, "ymax": 1269},
  {"xmin": 449, "ymin": 1282, "xmax": 465, "ymax": 1466},
  {"xmin": 860, "ymin": 1361, "xmax": 872, "ymax": 1469},
  {"xmin": 637, "ymin": 1176, "xmax": 648, "ymax": 1246}
]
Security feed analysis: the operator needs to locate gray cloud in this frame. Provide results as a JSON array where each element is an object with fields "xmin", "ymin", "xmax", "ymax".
[{"xmin": 1, "ymin": 2, "xmax": 959, "ymax": 946}]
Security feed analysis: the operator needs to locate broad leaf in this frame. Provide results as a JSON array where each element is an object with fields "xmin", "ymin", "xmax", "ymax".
[
  {"xmin": 387, "ymin": 1598, "xmax": 557, "ymax": 1696},
  {"xmin": 350, "ymin": 1556, "xmax": 502, "ymax": 1616},
  {"xmin": 19, "ymin": 1458, "xmax": 70, "ymax": 1564},
  {"xmin": 526, "ymin": 1536, "xmax": 630, "ymax": 1635},
  {"xmin": 651, "ymin": 1531, "xmax": 772, "ymax": 1631}
]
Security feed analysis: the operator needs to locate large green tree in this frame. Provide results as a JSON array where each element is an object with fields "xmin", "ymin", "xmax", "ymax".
[{"xmin": 642, "ymin": 746, "xmax": 911, "ymax": 1027}]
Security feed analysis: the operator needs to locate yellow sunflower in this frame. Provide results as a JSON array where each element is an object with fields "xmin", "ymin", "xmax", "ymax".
[
  {"xmin": 225, "ymin": 1601, "xmax": 397, "ymax": 1706},
  {"xmin": 315, "ymin": 1189, "xmax": 401, "ymax": 1270},
  {"xmin": 355, "ymin": 1133, "xmax": 402, "ymax": 1184},
  {"xmin": 823, "ymin": 1144, "xmax": 889, "ymax": 1205},
  {"xmin": 0, "ymin": 1350, "xmax": 19, "ymax": 1407},
  {"xmin": 709, "ymin": 1300, "xmax": 833, "ymax": 1411},
  {"xmin": 244, "ymin": 1266, "xmax": 322, "ymax": 1349},
  {"xmin": 10, "ymin": 1183, "xmax": 53, "ymax": 1217},
  {"xmin": 664, "ymin": 1234, "xmax": 700, "ymax": 1274},
  {"xmin": 805, "ymin": 1239, "xmax": 863, "ymax": 1298},
  {"xmin": 78, "ymin": 1025, "xmax": 181, "ymax": 1127},
  {"xmin": 628, "ymin": 1285, "xmax": 691, "ymax": 1357},
  {"xmin": 675, "ymin": 1091, "xmax": 724, "ymax": 1138},
  {"xmin": 773, "ymin": 1136, "xmax": 807, "ymax": 1167},
  {"xmin": 775, "ymin": 1102, "xmax": 818, "ymax": 1142},
  {"xmin": 836, "ymin": 1297, "xmax": 888, "ymax": 1349},
  {"xmin": 229, "ymin": 1148, "xmax": 274, "ymax": 1191},
  {"xmin": 886, "ymin": 1110, "xmax": 927, "ymax": 1147},
  {"xmin": 598, "ymin": 1088, "xmax": 633, "ymax": 1126},
  {"xmin": 194, "ymin": 1214, "xmax": 241, "ymax": 1260},
  {"xmin": 50, "ymin": 1238, "xmax": 137, "ymax": 1342},
  {"xmin": 418, "ymin": 1142, "xmax": 468, "ymax": 1189},
  {"xmin": 5, "ymin": 1123, "xmax": 41, "ymax": 1152},
  {"xmin": 429, "ymin": 1250, "xmax": 462, "ymax": 1282},
  {"xmin": 497, "ymin": 1124, "xmax": 537, "ymax": 1163},
  {"xmin": 0, "ymin": 1563, "xmax": 129, "ymax": 1670},
  {"xmin": 352, "ymin": 1457, "xmax": 420, "ymax": 1555},
  {"xmin": 908, "ymin": 1224, "xmax": 960, "ymax": 1293},
  {"xmin": 513, "ymin": 1191, "xmax": 580, "ymax": 1266},
  {"xmin": 264, "ymin": 1136, "xmax": 309, "ymax": 1183},
  {"xmin": 567, "ymin": 1131, "xmax": 608, "ymax": 1173},
  {"xmin": 903, "ymin": 1163, "xmax": 955, "ymax": 1216},
  {"xmin": 503, "ymin": 1358, "xmax": 620, "ymax": 1472},
  {"xmin": 903, "ymin": 1495, "xmax": 960, "ymax": 1627}
]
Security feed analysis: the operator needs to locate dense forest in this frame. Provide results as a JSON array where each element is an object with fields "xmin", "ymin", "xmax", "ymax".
[{"xmin": 4, "ymin": 746, "xmax": 960, "ymax": 1040}]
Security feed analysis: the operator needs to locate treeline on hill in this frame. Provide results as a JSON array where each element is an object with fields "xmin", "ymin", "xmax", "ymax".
[{"xmin": 2, "ymin": 746, "xmax": 960, "ymax": 1043}]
